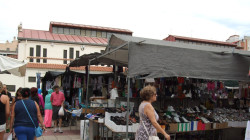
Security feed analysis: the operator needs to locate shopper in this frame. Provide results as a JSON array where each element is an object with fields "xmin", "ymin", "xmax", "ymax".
[
  {"xmin": 44, "ymin": 89, "xmax": 53, "ymax": 128},
  {"xmin": 0, "ymin": 81, "xmax": 10, "ymax": 140},
  {"xmin": 30, "ymin": 87, "xmax": 39, "ymax": 104},
  {"xmin": 13, "ymin": 87, "xmax": 22, "ymax": 103},
  {"xmin": 1, "ymin": 84, "xmax": 12, "ymax": 101},
  {"xmin": 135, "ymin": 85, "xmax": 170, "ymax": 140},
  {"xmin": 37, "ymin": 88, "xmax": 45, "ymax": 115},
  {"xmin": 10, "ymin": 88, "xmax": 45, "ymax": 140},
  {"xmin": 38, "ymin": 88, "xmax": 45, "ymax": 109},
  {"xmin": 50, "ymin": 85, "xmax": 65, "ymax": 133}
]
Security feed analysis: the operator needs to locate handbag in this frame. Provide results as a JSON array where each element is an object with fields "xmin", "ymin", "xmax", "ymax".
[
  {"xmin": 141, "ymin": 116, "xmax": 160, "ymax": 140},
  {"xmin": 21, "ymin": 100, "xmax": 43, "ymax": 137}
]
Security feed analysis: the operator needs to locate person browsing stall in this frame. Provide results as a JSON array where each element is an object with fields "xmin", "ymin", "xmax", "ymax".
[
  {"xmin": 44, "ymin": 89, "xmax": 53, "ymax": 128},
  {"xmin": 0, "ymin": 81, "xmax": 10, "ymax": 140},
  {"xmin": 50, "ymin": 85, "xmax": 65, "ymax": 133},
  {"xmin": 10, "ymin": 88, "xmax": 45, "ymax": 140},
  {"xmin": 135, "ymin": 85, "xmax": 170, "ymax": 140},
  {"xmin": 2, "ymin": 84, "xmax": 12, "ymax": 101}
]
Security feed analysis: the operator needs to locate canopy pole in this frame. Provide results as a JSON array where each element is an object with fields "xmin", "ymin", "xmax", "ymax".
[
  {"xmin": 126, "ymin": 77, "xmax": 130, "ymax": 139},
  {"xmin": 83, "ymin": 60, "xmax": 91, "ymax": 140},
  {"xmin": 126, "ymin": 42, "xmax": 130, "ymax": 140},
  {"xmin": 86, "ymin": 62, "xmax": 90, "ymax": 108}
]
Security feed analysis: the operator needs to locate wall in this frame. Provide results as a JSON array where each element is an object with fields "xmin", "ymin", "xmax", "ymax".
[
  {"xmin": 244, "ymin": 36, "xmax": 250, "ymax": 51},
  {"xmin": 18, "ymin": 40, "xmax": 106, "ymax": 64}
]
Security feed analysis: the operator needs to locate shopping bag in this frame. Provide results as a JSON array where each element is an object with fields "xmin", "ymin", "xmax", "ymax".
[{"xmin": 58, "ymin": 106, "xmax": 64, "ymax": 116}]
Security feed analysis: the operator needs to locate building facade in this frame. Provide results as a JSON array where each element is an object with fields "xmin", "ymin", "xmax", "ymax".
[
  {"xmin": 0, "ymin": 37, "xmax": 18, "ymax": 58},
  {"xmin": 1, "ymin": 21, "xmax": 132, "ymax": 95}
]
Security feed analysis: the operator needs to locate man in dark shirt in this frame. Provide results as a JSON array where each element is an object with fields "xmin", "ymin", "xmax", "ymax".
[{"xmin": 1, "ymin": 85, "xmax": 12, "ymax": 102}]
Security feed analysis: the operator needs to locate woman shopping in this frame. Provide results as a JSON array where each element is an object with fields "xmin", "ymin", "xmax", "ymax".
[
  {"xmin": 0, "ymin": 81, "xmax": 10, "ymax": 140},
  {"xmin": 10, "ymin": 88, "xmax": 45, "ymax": 140},
  {"xmin": 135, "ymin": 85, "xmax": 170, "ymax": 140},
  {"xmin": 44, "ymin": 89, "xmax": 53, "ymax": 128}
]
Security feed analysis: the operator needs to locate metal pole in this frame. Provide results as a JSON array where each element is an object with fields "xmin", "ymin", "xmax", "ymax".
[
  {"xmin": 83, "ymin": 60, "xmax": 91, "ymax": 140},
  {"xmin": 126, "ymin": 77, "xmax": 130, "ymax": 139},
  {"xmin": 126, "ymin": 42, "xmax": 130, "ymax": 140},
  {"xmin": 86, "ymin": 61, "xmax": 90, "ymax": 107}
]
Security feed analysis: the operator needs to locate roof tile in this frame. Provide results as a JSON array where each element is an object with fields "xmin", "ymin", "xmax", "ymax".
[{"xmin": 18, "ymin": 29, "xmax": 108, "ymax": 46}]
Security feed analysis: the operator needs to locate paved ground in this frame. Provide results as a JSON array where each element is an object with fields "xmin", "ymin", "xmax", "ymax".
[{"xmin": 4, "ymin": 121, "xmax": 81, "ymax": 140}]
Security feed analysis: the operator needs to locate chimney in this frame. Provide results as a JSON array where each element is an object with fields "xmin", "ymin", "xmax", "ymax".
[{"xmin": 18, "ymin": 23, "xmax": 22, "ymax": 32}]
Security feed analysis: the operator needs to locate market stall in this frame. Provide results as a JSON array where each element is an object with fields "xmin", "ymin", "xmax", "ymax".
[{"xmin": 70, "ymin": 34, "xmax": 250, "ymax": 140}]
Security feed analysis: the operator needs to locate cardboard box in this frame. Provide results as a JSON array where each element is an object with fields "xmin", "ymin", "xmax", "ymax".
[
  {"xmin": 220, "ymin": 122, "xmax": 228, "ymax": 129},
  {"xmin": 205, "ymin": 123, "xmax": 212, "ymax": 130},
  {"xmin": 168, "ymin": 123, "xmax": 178, "ymax": 132}
]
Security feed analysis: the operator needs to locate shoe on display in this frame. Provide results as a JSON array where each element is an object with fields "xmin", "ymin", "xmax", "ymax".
[
  {"xmin": 167, "ymin": 106, "xmax": 175, "ymax": 112},
  {"xmin": 182, "ymin": 117, "xmax": 189, "ymax": 123},
  {"xmin": 172, "ymin": 112, "xmax": 180, "ymax": 117},
  {"xmin": 195, "ymin": 106, "xmax": 200, "ymax": 112},
  {"xmin": 174, "ymin": 117, "xmax": 181, "ymax": 123},
  {"xmin": 200, "ymin": 105, "xmax": 207, "ymax": 110},
  {"xmin": 171, "ymin": 94, "xmax": 175, "ymax": 98}
]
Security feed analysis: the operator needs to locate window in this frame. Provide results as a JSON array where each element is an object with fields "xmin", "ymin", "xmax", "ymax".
[
  {"xmin": 102, "ymin": 32, "xmax": 107, "ymax": 38},
  {"xmin": 91, "ymin": 30, "xmax": 97, "ymax": 37},
  {"xmin": 64, "ymin": 28, "xmax": 70, "ymax": 35},
  {"xmin": 58, "ymin": 27, "xmax": 64, "ymax": 34},
  {"xmin": 52, "ymin": 27, "xmax": 58, "ymax": 33},
  {"xmin": 86, "ymin": 30, "xmax": 91, "ymax": 37},
  {"xmin": 81, "ymin": 29, "xmax": 86, "ymax": 36},
  {"xmin": 43, "ymin": 48, "xmax": 47, "ymax": 63},
  {"xmin": 69, "ymin": 48, "xmax": 74, "ymax": 59},
  {"xmin": 36, "ymin": 45, "xmax": 41, "ymax": 63},
  {"xmin": 76, "ymin": 51, "xmax": 80, "ymax": 58},
  {"xmin": 63, "ymin": 50, "xmax": 67, "ymax": 64},
  {"xmin": 6, "ymin": 85, "xmax": 15, "ymax": 92},
  {"xmin": 107, "ymin": 32, "xmax": 112, "ymax": 39},
  {"xmin": 29, "ymin": 47, "xmax": 34, "ymax": 62},
  {"xmin": 28, "ymin": 77, "xmax": 36, "ymax": 82},
  {"xmin": 97, "ymin": 31, "xmax": 102, "ymax": 38},
  {"xmin": 75, "ymin": 29, "xmax": 81, "ymax": 36},
  {"xmin": 70, "ymin": 29, "xmax": 75, "ymax": 35},
  {"xmin": 6, "ymin": 48, "xmax": 10, "ymax": 51}
]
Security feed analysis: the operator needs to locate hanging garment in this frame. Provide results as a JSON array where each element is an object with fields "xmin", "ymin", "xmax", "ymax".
[
  {"xmin": 46, "ymin": 81, "xmax": 54, "ymax": 91},
  {"xmin": 63, "ymin": 75, "xmax": 72, "ymax": 89},
  {"xmin": 55, "ymin": 76, "xmax": 62, "ymax": 87}
]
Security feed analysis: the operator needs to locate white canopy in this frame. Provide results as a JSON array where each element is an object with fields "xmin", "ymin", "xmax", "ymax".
[{"xmin": 0, "ymin": 55, "xmax": 27, "ymax": 76}]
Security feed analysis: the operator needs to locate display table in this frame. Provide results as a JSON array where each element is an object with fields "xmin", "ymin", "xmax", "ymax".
[{"xmin": 88, "ymin": 119, "xmax": 105, "ymax": 140}]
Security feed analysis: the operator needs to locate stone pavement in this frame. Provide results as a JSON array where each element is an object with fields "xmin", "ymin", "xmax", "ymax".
[
  {"xmin": 4, "ymin": 121, "xmax": 82, "ymax": 140},
  {"xmin": 37, "ymin": 126, "xmax": 81, "ymax": 140}
]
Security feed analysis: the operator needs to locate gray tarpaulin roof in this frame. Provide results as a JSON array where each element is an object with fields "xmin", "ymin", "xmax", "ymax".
[
  {"xmin": 98, "ymin": 34, "xmax": 250, "ymax": 81},
  {"xmin": 69, "ymin": 52, "xmax": 126, "ymax": 67}
]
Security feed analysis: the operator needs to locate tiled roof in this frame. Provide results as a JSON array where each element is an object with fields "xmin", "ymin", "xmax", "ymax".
[
  {"xmin": 50, "ymin": 21, "xmax": 133, "ymax": 34},
  {"xmin": 164, "ymin": 35, "xmax": 237, "ymax": 47},
  {"xmin": 26, "ymin": 63, "xmax": 112, "ymax": 72},
  {"xmin": 18, "ymin": 29, "xmax": 108, "ymax": 46}
]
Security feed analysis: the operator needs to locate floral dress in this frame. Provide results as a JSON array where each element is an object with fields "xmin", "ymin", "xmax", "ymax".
[{"xmin": 135, "ymin": 102, "xmax": 159, "ymax": 140}]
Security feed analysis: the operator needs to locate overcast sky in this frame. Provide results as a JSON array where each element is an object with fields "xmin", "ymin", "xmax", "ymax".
[{"xmin": 1, "ymin": 0, "xmax": 250, "ymax": 43}]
